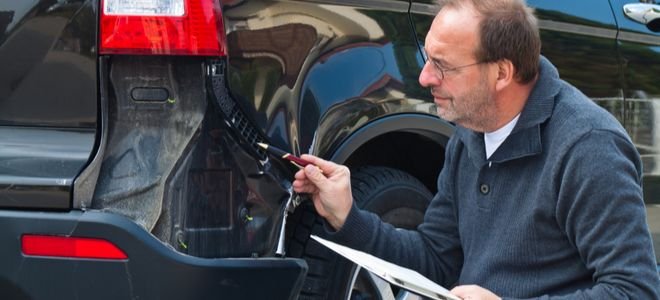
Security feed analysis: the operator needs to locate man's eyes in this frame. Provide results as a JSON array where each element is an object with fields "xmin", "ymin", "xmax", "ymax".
[{"xmin": 432, "ymin": 59, "xmax": 449, "ymax": 70}]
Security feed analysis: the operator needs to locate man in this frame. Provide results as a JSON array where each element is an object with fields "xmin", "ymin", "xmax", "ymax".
[{"xmin": 293, "ymin": 0, "xmax": 660, "ymax": 299}]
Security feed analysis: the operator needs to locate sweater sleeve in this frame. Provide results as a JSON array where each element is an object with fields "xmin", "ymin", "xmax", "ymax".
[
  {"xmin": 507, "ymin": 129, "xmax": 660, "ymax": 300},
  {"xmin": 324, "ymin": 139, "xmax": 464, "ymax": 287}
]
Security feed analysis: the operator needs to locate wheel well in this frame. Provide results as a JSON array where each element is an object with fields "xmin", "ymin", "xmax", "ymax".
[{"xmin": 343, "ymin": 131, "xmax": 445, "ymax": 194}]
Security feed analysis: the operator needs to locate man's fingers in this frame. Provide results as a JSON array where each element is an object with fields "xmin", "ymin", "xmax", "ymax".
[
  {"xmin": 451, "ymin": 285, "xmax": 475, "ymax": 298},
  {"xmin": 294, "ymin": 169, "xmax": 307, "ymax": 180},
  {"xmin": 293, "ymin": 168, "xmax": 323, "ymax": 194},
  {"xmin": 450, "ymin": 285, "xmax": 499, "ymax": 300},
  {"xmin": 292, "ymin": 179, "xmax": 317, "ymax": 194},
  {"xmin": 300, "ymin": 154, "xmax": 337, "ymax": 173},
  {"xmin": 294, "ymin": 185, "xmax": 317, "ymax": 194},
  {"xmin": 304, "ymin": 163, "xmax": 327, "ymax": 185}
]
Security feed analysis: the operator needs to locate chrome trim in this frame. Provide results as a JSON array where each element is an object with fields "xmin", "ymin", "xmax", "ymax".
[
  {"xmin": 618, "ymin": 30, "xmax": 660, "ymax": 46},
  {"xmin": 537, "ymin": 19, "xmax": 617, "ymax": 39},
  {"xmin": 303, "ymin": 0, "xmax": 409, "ymax": 11}
]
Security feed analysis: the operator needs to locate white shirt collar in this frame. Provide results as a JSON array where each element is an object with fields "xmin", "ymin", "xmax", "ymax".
[{"xmin": 484, "ymin": 114, "xmax": 520, "ymax": 159}]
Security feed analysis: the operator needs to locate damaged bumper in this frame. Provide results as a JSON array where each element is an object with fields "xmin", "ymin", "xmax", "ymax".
[{"xmin": 0, "ymin": 210, "xmax": 307, "ymax": 300}]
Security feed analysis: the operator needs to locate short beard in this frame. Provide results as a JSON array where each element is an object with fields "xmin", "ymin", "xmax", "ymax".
[{"xmin": 435, "ymin": 78, "xmax": 497, "ymax": 132}]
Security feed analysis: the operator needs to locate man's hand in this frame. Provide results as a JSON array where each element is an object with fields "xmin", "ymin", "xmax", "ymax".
[
  {"xmin": 451, "ymin": 285, "xmax": 501, "ymax": 300},
  {"xmin": 292, "ymin": 155, "xmax": 353, "ymax": 230}
]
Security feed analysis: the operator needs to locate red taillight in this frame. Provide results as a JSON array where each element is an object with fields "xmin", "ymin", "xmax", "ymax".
[
  {"xmin": 22, "ymin": 235, "xmax": 128, "ymax": 260},
  {"xmin": 99, "ymin": 0, "xmax": 226, "ymax": 56}
]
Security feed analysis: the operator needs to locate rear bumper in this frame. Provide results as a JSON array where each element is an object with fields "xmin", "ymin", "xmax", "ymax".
[{"xmin": 0, "ymin": 210, "xmax": 307, "ymax": 300}]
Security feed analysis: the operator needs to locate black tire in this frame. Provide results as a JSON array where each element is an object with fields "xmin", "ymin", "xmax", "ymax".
[{"xmin": 286, "ymin": 166, "xmax": 433, "ymax": 300}]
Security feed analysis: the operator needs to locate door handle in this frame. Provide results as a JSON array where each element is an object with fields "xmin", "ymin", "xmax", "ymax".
[{"xmin": 623, "ymin": 3, "xmax": 660, "ymax": 25}]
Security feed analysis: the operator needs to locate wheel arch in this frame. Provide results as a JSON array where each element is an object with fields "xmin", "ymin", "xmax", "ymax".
[{"xmin": 329, "ymin": 113, "xmax": 454, "ymax": 193}]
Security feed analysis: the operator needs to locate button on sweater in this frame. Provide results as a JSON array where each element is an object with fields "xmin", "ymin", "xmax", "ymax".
[{"xmin": 326, "ymin": 57, "xmax": 660, "ymax": 299}]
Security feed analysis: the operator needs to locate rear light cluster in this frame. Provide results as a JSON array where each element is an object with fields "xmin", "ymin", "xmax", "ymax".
[
  {"xmin": 100, "ymin": 0, "xmax": 226, "ymax": 56},
  {"xmin": 22, "ymin": 235, "xmax": 128, "ymax": 260}
]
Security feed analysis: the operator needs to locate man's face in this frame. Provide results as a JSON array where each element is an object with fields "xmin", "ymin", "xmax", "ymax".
[{"xmin": 419, "ymin": 5, "xmax": 496, "ymax": 132}]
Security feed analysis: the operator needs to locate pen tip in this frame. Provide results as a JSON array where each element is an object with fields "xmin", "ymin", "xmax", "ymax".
[{"xmin": 257, "ymin": 142, "xmax": 268, "ymax": 149}]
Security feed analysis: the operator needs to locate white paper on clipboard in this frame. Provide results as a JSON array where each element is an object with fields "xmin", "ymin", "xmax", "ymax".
[{"xmin": 311, "ymin": 235, "xmax": 460, "ymax": 300}]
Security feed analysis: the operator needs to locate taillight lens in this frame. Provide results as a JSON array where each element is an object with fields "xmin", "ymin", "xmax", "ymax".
[
  {"xmin": 100, "ymin": 0, "xmax": 226, "ymax": 56},
  {"xmin": 22, "ymin": 235, "xmax": 128, "ymax": 260}
]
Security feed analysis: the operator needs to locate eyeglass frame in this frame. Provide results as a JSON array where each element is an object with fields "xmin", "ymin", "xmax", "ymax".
[{"xmin": 425, "ymin": 58, "xmax": 486, "ymax": 80}]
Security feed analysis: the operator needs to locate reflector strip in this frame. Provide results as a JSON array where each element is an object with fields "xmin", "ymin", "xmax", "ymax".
[
  {"xmin": 22, "ymin": 235, "xmax": 128, "ymax": 260},
  {"xmin": 100, "ymin": 0, "xmax": 226, "ymax": 56},
  {"xmin": 104, "ymin": 0, "xmax": 185, "ymax": 17}
]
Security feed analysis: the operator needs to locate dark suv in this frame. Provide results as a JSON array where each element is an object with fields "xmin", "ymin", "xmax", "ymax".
[{"xmin": 0, "ymin": 0, "xmax": 658, "ymax": 299}]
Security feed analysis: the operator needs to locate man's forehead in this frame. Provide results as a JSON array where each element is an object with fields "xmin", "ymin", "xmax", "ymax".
[
  {"xmin": 434, "ymin": 4, "xmax": 481, "ymax": 35},
  {"xmin": 425, "ymin": 5, "xmax": 480, "ymax": 59}
]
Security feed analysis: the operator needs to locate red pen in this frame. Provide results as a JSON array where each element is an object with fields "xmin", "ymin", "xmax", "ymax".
[{"xmin": 257, "ymin": 143, "xmax": 321, "ymax": 172}]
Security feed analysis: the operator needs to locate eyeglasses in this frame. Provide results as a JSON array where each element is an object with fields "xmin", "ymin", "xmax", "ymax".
[{"xmin": 426, "ymin": 59, "xmax": 484, "ymax": 80}]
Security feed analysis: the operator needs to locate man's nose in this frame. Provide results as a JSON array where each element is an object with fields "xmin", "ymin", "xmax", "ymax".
[{"xmin": 419, "ymin": 61, "xmax": 438, "ymax": 88}]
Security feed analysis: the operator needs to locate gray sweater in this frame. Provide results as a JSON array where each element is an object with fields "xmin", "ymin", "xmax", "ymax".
[{"xmin": 327, "ymin": 57, "xmax": 660, "ymax": 299}]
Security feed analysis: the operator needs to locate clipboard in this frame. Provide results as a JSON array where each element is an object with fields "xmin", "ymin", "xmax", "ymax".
[{"xmin": 311, "ymin": 235, "xmax": 460, "ymax": 300}]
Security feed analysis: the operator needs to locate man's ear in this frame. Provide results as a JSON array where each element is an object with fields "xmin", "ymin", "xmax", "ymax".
[{"xmin": 495, "ymin": 59, "xmax": 514, "ymax": 92}]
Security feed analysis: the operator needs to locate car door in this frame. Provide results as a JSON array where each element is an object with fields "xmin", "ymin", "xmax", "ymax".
[{"xmin": 611, "ymin": 0, "xmax": 660, "ymax": 265}]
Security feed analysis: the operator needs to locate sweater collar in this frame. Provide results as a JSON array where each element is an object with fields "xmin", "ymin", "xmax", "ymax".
[{"xmin": 455, "ymin": 56, "xmax": 562, "ymax": 166}]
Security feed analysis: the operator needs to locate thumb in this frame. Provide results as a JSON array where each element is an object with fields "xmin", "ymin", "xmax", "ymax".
[{"xmin": 304, "ymin": 164, "xmax": 327, "ymax": 185}]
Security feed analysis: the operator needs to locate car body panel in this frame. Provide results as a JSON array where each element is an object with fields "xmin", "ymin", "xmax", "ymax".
[
  {"xmin": 0, "ymin": 0, "xmax": 97, "ymax": 209},
  {"xmin": 222, "ymin": 0, "xmax": 435, "ymax": 158},
  {"xmin": 0, "ymin": 127, "xmax": 94, "ymax": 209}
]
